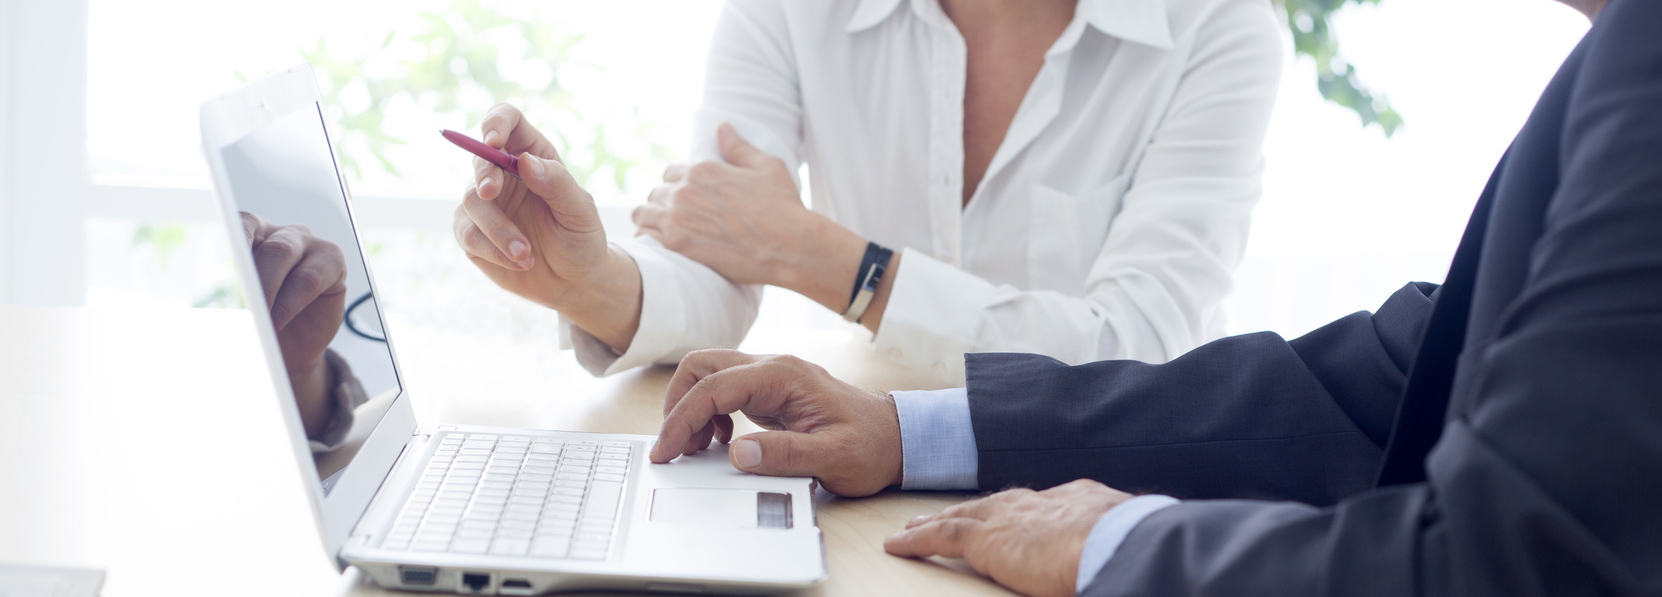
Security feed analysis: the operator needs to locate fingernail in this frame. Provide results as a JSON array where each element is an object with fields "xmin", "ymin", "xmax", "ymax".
[
  {"xmin": 910, "ymin": 515, "xmax": 931, "ymax": 526},
  {"xmin": 508, "ymin": 239, "xmax": 528, "ymax": 261},
  {"xmin": 523, "ymin": 154, "xmax": 544, "ymax": 178},
  {"xmin": 483, "ymin": 130, "xmax": 500, "ymax": 147},
  {"xmin": 733, "ymin": 439, "xmax": 762, "ymax": 469}
]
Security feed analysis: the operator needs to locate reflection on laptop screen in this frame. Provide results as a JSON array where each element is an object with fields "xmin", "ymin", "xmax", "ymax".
[{"xmin": 219, "ymin": 104, "xmax": 401, "ymax": 493}]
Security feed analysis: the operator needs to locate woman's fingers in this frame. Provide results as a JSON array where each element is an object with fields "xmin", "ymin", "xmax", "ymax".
[
  {"xmin": 480, "ymin": 103, "xmax": 561, "ymax": 160},
  {"xmin": 474, "ymin": 155, "xmax": 504, "ymax": 201},
  {"xmin": 455, "ymin": 190, "xmax": 530, "ymax": 270}
]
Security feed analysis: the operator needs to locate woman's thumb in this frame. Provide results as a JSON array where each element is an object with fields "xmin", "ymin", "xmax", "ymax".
[{"xmin": 516, "ymin": 153, "xmax": 602, "ymax": 232}]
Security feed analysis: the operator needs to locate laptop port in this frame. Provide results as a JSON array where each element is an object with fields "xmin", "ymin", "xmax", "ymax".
[
  {"xmin": 399, "ymin": 566, "xmax": 438, "ymax": 587},
  {"xmin": 500, "ymin": 579, "xmax": 535, "ymax": 596},
  {"xmin": 461, "ymin": 572, "xmax": 490, "ymax": 593}
]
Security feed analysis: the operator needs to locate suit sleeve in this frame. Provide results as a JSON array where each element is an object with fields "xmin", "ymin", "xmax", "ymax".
[
  {"xmin": 1084, "ymin": 3, "xmax": 1662, "ymax": 594},
  {"xmin": 967, "ymin": 281, "xmax": 1434, "ymax": 505}
]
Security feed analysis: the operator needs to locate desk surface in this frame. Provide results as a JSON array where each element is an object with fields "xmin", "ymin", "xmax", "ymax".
[{"xmin": 0, "ymin": 306, "xmax": 1009, "ymax": 596}]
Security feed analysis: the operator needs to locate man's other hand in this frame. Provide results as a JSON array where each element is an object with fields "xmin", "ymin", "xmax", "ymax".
[
  {"xmin": 884, "ymin": 479, "xmax": 1135, "ymax": 597},
  {"xmin": 650, "ymin": 350, "xmax": 904, "ymax": 497}
]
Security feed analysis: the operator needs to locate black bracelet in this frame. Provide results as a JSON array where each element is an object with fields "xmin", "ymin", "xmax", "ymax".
[
  {"xmin": 847, "ymin": 243, "xmax": 886, "ymax": 308},
  {"xmin": 843, "ymin": 242, "xmax": 893, "ymax": 323}
]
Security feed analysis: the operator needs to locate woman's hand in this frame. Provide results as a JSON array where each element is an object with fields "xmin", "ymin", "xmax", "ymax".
[
  {"xmin": 453, "ymin": 103, "xmax": 643, "ymax": 351},
  {"xmin": 632, "ymin": 123, "xmax": 867, "ymax": 310}
]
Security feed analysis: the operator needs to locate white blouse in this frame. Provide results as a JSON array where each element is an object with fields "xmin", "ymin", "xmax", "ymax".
[{"xmin": 569, "ymin": 0, "xmax": 1283, "ymax": 382}]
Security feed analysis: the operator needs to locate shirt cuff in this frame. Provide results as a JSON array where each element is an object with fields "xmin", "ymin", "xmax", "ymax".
[
  {"xmin": 871, "ymin": 248, "xmax": 998, "ymax": 384},
  {"xmin": 1076, "ymin": 494, "xmax": 1180, "ymax": 593},
  {"xmin": 891, "ymin": 388, "xmax": 978, "ymax": 490}
]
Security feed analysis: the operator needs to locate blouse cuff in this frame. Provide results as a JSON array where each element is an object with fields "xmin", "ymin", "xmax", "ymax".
[
  {"xmin": 569, "ymin": 239, "xmax": 690, "ymax": 377},
  {"xmin": 871, "ymin": 248, "xmax": 998, "ymax": 383}
]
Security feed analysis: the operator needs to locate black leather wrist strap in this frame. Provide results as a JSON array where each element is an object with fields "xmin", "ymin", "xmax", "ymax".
[{"xmin": 843, "ymin": 242, "xmax": 894, "ymax": 323}]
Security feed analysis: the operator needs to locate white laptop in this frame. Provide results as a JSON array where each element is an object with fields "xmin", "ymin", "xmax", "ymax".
[{"xmin": 199, "ymin": 64, "xmax": 826, "ymax": 595}]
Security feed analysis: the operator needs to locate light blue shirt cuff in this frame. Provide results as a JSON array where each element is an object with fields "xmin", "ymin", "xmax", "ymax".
[
  {"xmin": 1077, "ymin": 494, "xmax": 1180, "ymax": 593},
  {"xmin": 891, "ymin": 388, "xmax": 978, "ymax": 490}
]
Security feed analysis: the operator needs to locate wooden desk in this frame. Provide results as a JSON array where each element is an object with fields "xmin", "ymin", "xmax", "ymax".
[{"xmin": 0, "ymin": 306, "xmax": 1009, "ymax": 596}]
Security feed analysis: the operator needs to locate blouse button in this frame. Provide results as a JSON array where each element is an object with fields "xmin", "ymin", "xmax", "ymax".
[
  {"xmin": 887, "ymin": 346, "xmax": 904, "ymax": 359},
  {"xmin": 931, "ymin": 362, "xmax": 948, "ymax": 377}
]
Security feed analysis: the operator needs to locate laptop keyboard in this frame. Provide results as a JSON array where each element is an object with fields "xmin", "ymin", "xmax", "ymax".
[{"xmin": 379, "ymin": 433, "xmax": 633, "ymax": 560}]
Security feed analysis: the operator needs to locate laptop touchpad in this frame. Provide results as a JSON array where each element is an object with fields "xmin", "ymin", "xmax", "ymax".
[{"xmin": 650, "ymin": 489, "xmax": 793, "ymax": 529}]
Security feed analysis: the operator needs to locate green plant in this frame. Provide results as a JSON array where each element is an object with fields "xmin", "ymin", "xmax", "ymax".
[
  {"xmin": 1281, "ymin": 0, "xmax": 1404, "ymax": 137},
  {"xmin": 131, "ymin": 223, "xmax": 188, "ymax": 267},
  {"xmin": 296, "ymin": 0, "xmax": 673, "ymax": 195}
]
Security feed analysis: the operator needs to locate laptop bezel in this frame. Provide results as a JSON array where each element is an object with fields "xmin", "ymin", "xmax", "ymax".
[{"xmin": 198, "ymin": 63, "xmax": 418, "ymax": 572}]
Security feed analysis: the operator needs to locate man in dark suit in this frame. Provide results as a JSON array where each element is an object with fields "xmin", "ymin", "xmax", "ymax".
[{"xmin": 645, "ymin": 0, "xmax": 1662, "ymax": 594}]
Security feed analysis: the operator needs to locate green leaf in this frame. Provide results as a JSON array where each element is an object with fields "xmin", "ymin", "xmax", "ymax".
[{"xmin": 1280, "ymin": 0, "xmax": 1403, "ymax": 136}]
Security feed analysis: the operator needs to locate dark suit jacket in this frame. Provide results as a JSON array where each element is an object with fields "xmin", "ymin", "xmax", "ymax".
[{"xmin": 964, "ymin": 2, "xmax": 1662, "ymax": 594}]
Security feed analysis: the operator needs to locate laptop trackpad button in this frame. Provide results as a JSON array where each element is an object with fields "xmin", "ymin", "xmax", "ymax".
[{"xmin": 649, "ymin": 489, "xmax": 793, "ymax": 529}]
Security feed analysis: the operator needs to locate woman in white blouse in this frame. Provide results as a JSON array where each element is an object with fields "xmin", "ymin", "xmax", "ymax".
[{"xmin": 454, "ymin": 0, "xmax": 1282, "ymax": 382}]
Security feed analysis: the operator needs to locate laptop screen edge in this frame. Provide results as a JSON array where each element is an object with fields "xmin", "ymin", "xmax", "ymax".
[{"xmin": 198, "ymin": 63, "xmax": 417, "ymax": 572}]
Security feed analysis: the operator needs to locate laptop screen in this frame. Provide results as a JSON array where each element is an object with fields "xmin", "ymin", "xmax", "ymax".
[{"xmin": 219, "ymin": 103, "xmax": 402, "ymax": 493}]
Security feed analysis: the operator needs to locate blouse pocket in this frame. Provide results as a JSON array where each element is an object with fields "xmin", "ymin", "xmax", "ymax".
[{"xmin": 1026, "ymin": 175, "xmax": 1132, "ymax": 294}]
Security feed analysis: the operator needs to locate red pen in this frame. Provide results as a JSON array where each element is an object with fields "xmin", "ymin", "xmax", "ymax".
[{"xmin": 441, "ymin": 129, "xmax": 521, "ymax": 179}]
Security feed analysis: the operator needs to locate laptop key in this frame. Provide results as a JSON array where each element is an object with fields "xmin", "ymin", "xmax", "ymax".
[
  {"xmin": 489, "ymin": 539, "xmax": 530, "ymax": 557},
  {"xmin": 530, "ymin": 537, "xmax": 569, "ymax": 558},
  {"xmin": 488, "ymin": 538, "xmax": 528, "ymax": 558},
  {"xmin": 450, "ymin": 538, "xmax": 490, "ymax": 554},
  {"xmin": 412, "ymin": 540, "xmax": 449, "ymax": 552},
  {"xmin": 569, "ymin": 547, "xmax": 608, "ymax": 560},
  {"xmin": 584, "ymin": 481, "xmax": 624, "ymax": 520}
]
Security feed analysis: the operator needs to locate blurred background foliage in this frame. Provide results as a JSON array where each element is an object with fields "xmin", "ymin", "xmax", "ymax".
[
  {"xmin": 290, "ymin": 0, "xmax": 672, "ymax": 195},
  {"xmin": 1280, "ymin": 0, "xmax": 1404, "ymax": 136}
]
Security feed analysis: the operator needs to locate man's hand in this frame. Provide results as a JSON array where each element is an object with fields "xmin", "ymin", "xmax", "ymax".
[
  {"xmin": 241, "ymin": 211, "xmax": 348, "ymax": 440},
  {"xmin": 632, "ymin": 123, "xmax": 867, "ymax": 308},
  {"xmin": 650, "ymin": 350, "xmax": 903, "ymax": 497},
  {"xmin": 884, "ymin": 480, "xmax": 1135, "ymax": 597},
  {"xmin": 453, "ymin": 103, "xmax": 642, "ymax": 350}
]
